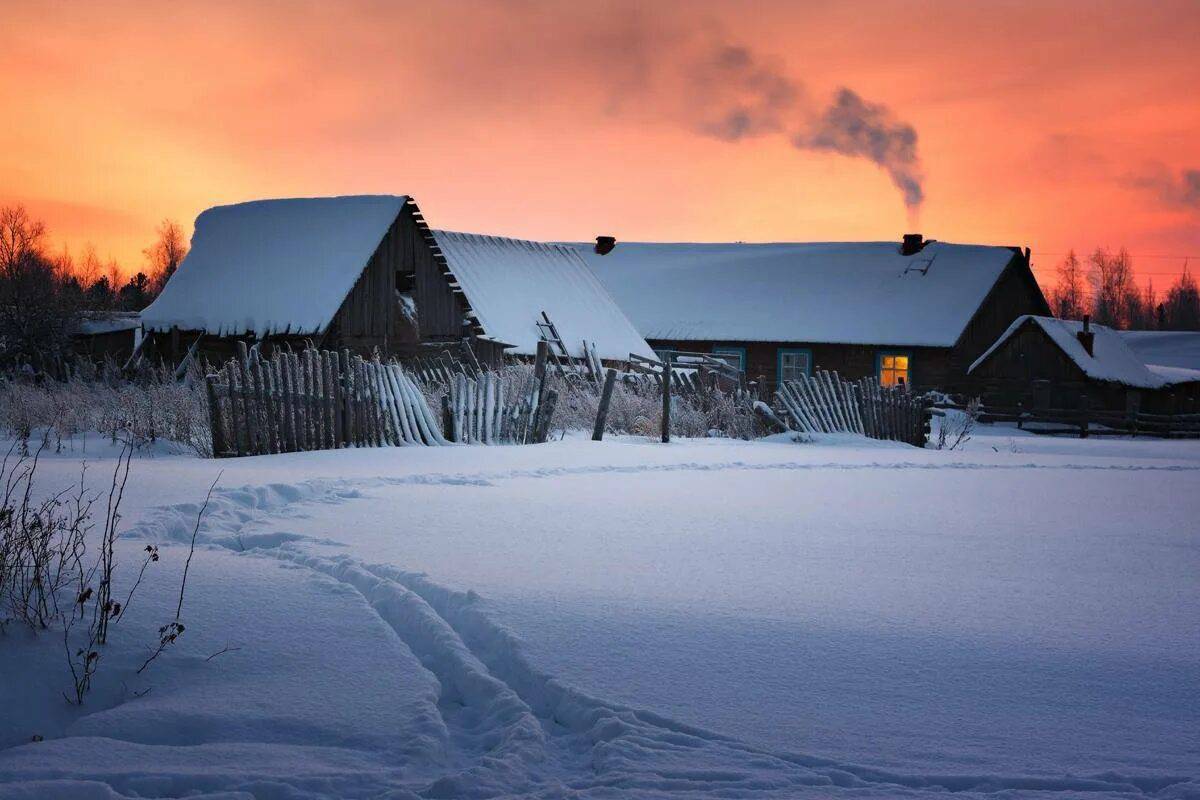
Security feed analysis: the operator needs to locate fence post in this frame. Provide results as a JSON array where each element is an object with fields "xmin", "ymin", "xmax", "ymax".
[
  {"xmin": 205, "ymin": 374, "xmax": 226, "ymax": 458},
  {"xmin": 1079, "ymin": 394, "xmax": 1090, "ymax": 439},
  {"xmin": 225, "ymin": 364, "xmax": 244, "ymax": 457},
  {"xmin": 593, "ymin": 368, "xmax": 618, "ymax": 441},
  {"xmin": 534, "ymin": 388, "xmax": 559, "ymax": 443},
  {"xmin": 661, "ymin": 353, "xmax": 672, "ymax": 443}
]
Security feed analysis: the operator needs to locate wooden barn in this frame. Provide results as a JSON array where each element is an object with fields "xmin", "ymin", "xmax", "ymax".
[
  {"xmin": 69, "ymin": 312, "xmax": 141, "ymax": 363},
  {"xmin": 141, "ymin": 195, "xmax": 652, "ymax": 366},
  {"xmin": 968, "ymin": 315, "xmax": 1200, "ymax": 414},
  {"xmin": 577, "ymin": 234, "xmax": 1049, "ymax": 393}
]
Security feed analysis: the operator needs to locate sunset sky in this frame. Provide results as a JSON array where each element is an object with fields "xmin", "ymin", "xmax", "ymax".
[{"xmin": 2, "ymin": 0, "xmax": 1198, "ymax": 290}]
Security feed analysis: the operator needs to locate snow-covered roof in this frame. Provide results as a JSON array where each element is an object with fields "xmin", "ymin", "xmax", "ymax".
[
  {"xmin": 142, "ymin": 195, "xmax": 409, "ymax": 336},
  {"xmin": 575, "ymin": 241, "xmax": 1025, "ymax": 346},
  {"xmin": 432, "ymin": 231, "xmax": 654, "ymax": 361},
  {"xmin": 73, "ymin": 312, "xmax": 140, "ymax": 336},
  {"xmin": 1118, "ymin": 331, "xmax": 1200, "ymax": 372},
  {"xmin": 970, "ymin": 316, "xmax": 1200, "ymax": 388}
]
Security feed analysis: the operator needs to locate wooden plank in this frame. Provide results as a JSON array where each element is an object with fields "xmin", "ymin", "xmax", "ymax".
[
  {"xmin": 225, "ymin": 363, "xmax": 244, "ymax": 456},
  {"xmin": 205, "ymin": 374, "xmax": 226, "ymax": 458},
  {"xmin": 592, "ymin": 368, "xmax": 618, "ymax": 441},
  {"xmin": 329, "ymin": 352, "xmax": 343, "ymax": 449},
  {"xmin": 534, "ymin": 389, "xmax": 559, "ymax": 444},
  {"xmin": 661, "ymin": 353, "xmax": 672, "ymax": 443},
  {"xmin": 401, "ymin": 368, "xmax": 447, "ymax": 445},
  {"xmin": 235, "ymin": 342, "xmax": 258, "ymax": 454},
  {"xmin": 278, "ymin": 355, "xmax": 296, "ymax": 453},
  {"xmin": 323, "ymin": 351, "xmax": 338, "ymax": 449}
]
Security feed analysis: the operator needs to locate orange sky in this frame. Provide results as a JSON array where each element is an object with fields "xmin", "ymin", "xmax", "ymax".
[{"xmin": 2, "ymin": 0, "xmax": 1198, "ymax": 290}]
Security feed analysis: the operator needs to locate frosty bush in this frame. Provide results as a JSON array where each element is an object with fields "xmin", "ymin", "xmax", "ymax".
[
  {"xmin": 0, "ymin": 361, "xmax": 211, "ymax": 457},
  {"xmin": 473, "ymin": 363, "xmax": 761, "ymax": 440}
]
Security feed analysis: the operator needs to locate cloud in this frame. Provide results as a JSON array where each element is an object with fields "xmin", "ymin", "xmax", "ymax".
[{"xmin": 1128, "ymin": 165, "xmax": 1200, "ymax": 211}]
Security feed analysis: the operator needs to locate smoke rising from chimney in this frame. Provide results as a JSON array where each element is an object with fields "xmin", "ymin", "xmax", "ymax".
[
  {"xmin": 671, "ymin": 36, "xmax": 926, "ymax": 218},
  {"xmin": 799, "ymin": 88, "xmax": 924, "ymax": 211}
]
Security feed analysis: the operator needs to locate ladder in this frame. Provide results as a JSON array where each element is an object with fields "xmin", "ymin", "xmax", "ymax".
[{"xmin": 536, "ymin": 311, "xmax": 591, "ymax": 389}]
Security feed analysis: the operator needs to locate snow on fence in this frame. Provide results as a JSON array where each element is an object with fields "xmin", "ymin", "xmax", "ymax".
[
  {"xmin": 205, "ymin": 345, "xmax": 564, "ymax": 457},
  {"xmin": 969, "ymin": 399, "xmax": 1200, "ymax": 439},
  {"xmin": 443, "ymin": 370, "xmax": 558, "ymax": 445},
  {"xmin": 776, "ymin": 371, "xmax": 930, "ymax": 446},
  {"xmin": 205, "ymin": 345, "xmax": 449, "ymax": 457}
]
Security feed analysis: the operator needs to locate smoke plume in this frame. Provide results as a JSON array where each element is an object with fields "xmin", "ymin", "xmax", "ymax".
[
  {"xmin": 798, "ymin": 88, "xmax": 924, "ymax": 211},
  {"xmin": 674, "ymin": 37, "xmax": 925, "ymax": 217}
]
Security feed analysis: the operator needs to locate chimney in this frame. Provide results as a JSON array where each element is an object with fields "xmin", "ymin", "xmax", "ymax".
[
  {"xmin": 1077, "ymin": 314, "xmax": 1095, "ymax": 357},
  {"xmin": 594, "ymin": 235, "xmax": 616, "ymax": 256},
  {"xmin": 900, "ymin": 233, "xmax": 925, "ymax": 256}
]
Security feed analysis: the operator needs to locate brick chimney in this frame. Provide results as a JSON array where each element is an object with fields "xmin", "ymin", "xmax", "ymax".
[
  {"xmin": 1077, "ymin": 314, "xmax": 1095, "ymax": 357},
  {"xmin": 900, "ymin": 233, "xmax": 925, "ymax": 256},
  {"xmin": 594, "ymin": 235, "xmax": 616, "ymax": 256}
]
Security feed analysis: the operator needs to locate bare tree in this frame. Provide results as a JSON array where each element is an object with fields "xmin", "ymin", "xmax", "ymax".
[
  {"xmin": 0, "ymin": 205, "xmax": 75, "ymax": 372},
  {"xmin": 1089, "ymin": 247, "xmax": 1137, "ymax": 329},
  {"xmin": 144, "ymin": 219, "xmax": 188, "ymax": 295},
  {"xmin": 1163, "ymin": 263, "xmax": 1200, "ymax": 330},
  {"xmin": 1050, "ymin": 250, "xmax": 1086, "ymax": 319}
]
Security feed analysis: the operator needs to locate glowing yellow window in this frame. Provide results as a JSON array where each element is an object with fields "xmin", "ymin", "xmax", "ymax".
[{"xmin": 880, "ymin": 354, "xmax": 910, "ymax": 387}]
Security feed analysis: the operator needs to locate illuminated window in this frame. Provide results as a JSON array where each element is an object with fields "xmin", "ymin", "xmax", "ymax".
[
  {"xmin": 879, "ymin": 353, "xmax": 910, "ymax": 387},
  {"xmin": 778, "ymin": 349, "xmax": 812, "ymax": 383}
]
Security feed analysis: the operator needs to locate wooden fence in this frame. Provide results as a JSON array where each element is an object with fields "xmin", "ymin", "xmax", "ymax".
[
  {"xmin": 970, "ymin": 400, "xmax": 1200, "ymax": 439},
  {"xmin": 775, "ymin": 372, "xmax": 929, "ymax": 446},
  {"xmin": 205, "ymin": 346, "xmax": 450, "ymax": 457},
  {"xmin": 443, "ymin": 371, "xmax": 558, "ymax": 444}
]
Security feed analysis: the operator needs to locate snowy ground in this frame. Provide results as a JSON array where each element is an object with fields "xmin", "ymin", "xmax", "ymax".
[{"xmin": 1, "ymin": 426, "xmax": 1197, "ymax": 799}]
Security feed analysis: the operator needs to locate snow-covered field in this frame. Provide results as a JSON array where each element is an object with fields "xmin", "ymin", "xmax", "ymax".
[{"xmin": 1, "ymin": 427, "xmax": 1197, "ymax": 799}]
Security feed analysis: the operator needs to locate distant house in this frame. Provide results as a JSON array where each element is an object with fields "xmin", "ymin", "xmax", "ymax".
[
  {"xmin": 1119, "ymin": 330, "xmax": 1200, "ymax": 373},
  {"xmin": 142, "ymin": 195, "xmax": 652, "ymax": 366},
  {"xmin": 968, "ymin": 316, "xmax": 1200, "ymax": 413},
  {"xmin": 70, "ymin": 312, "xmax": 141, "ymax": 362},
  {"xmin": 577, "ymin": 235, "xmax": 1049, "ymax": 392}
]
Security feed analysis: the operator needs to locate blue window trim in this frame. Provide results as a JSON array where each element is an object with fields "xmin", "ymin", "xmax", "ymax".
[
  {"xmin": 876, "ymin": 349, "xmax": 914, "ymax": 385},
  {"xmin": 777, "ymin": 348, "xmax": 813, "ymax": 382},
  {"xmin": 712, "ymin": 346, "xmax": 747, "ymax": 371}
]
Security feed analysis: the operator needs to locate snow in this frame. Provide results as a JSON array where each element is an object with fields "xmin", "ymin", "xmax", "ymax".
[
  {"xmin": 1, "ymin": 434, "xmax": 1197, "ymax": 798},
  {"xmin": 575, "ymin": 241, "xmax": 1022, "ymax": 346},
  {"xmin": 434, "ymin": 231, "xmax": 655, "ymax": 361},
  {"xmin": 141, "ymin": 195, "xmax": 409, "ymax": 337},
  {"xmin": 970, "ymin": 315, "xmax": 1198, "ymax": 388},
  {"xmin": 73, "ymin": 312, "xmax": 140, "ymax": 336},
  {"xmin": 1121, "ymin": 330, "xmax": 1200, "ymax": 371}
]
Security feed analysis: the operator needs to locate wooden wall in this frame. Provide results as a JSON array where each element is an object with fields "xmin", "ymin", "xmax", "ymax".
[
  {"xmin": 949, "ymin": 253, "xmax": 1051, "ymax": 389},
  {"xmin": 966, "ymin": 319, "xmax": 1200, "ymax": 413},
  {"xmin": 646, "ymin": 338, "xmax": 952, "ymax": 393}
]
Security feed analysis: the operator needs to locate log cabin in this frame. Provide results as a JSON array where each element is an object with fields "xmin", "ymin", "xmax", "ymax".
[
  {"xmin": 577, "ymin": 234, "xmax": 1050, "ymax": 393},
  {"xmin": 968, "ymin": 315, "xmax": 1200, "ymax": 414},
  {"xmin": 141, "ymin": 195, "xmax": 652, "ymax": 366}
]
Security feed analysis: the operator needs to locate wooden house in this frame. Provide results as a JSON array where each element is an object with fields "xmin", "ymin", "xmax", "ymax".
[
  {"xmin": 968, "ymin": 315, "xmax": 1200, "ymax": 414},
  {"xmin": 142, "ymin": 195, "xmax": 652, "ymax": 366},
  {"xmin": 69, "ymin": 312, "xmax": 141, "ymax": 363},
  {"xmin": 578, "ymin": 235, "xmax": 1049, "ymax": 393}
]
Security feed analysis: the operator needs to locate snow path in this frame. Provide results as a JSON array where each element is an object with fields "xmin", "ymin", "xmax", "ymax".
[{"xmin": 83, "ymin": 457, "xmax": 1195, "ymax": 798}]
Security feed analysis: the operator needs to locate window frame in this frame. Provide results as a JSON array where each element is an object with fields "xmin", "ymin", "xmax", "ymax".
[
  {"xmin": 776, "ymin": 347, "xmax": 813, "ymax": 384},
  {"xmin": 712, "ymin": 346, "xmax": 748, "ymax": 372},
  {"xmin": 876, "ymin": 350, "xmax": 913, "ymax": 388}
]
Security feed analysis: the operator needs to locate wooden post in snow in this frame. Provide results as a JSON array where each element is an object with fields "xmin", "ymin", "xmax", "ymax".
[
  {"xmin": 661, "ymin": 352, "xmax": 672, "ymax": 443},
  {"xmin": 592, "ymin": 368, "xmax": 618, "ymax": 441},
  {"xmin": 205, "ymin": 374, "xmax": 225, "ymax": 458}
]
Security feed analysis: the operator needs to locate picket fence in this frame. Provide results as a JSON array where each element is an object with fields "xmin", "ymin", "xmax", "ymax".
[
  {"xmin": 205, "ymin": 346, "xmax": 448, "ymax": 457},
  {"xmin": 443, "ymin": 371, "xmax": 558, "ymax": 444},
  {"xmin": 776, "ymin": 372, "xmax": 929, "ymax": 445}
]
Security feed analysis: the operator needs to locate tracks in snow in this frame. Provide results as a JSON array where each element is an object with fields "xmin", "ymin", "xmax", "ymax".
[{"xmin": 122, "ymin": 462, "xmax": 1196, "ymax": 798}]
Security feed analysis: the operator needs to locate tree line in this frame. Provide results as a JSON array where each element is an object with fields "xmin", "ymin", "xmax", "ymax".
[
  {"xmin": 0, "ymin": 203, "xmax": 187, "ymax": 371},
  {"xmin": 1048, "ymin": 248, "xmax": 1200, "ymax": 330}
]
